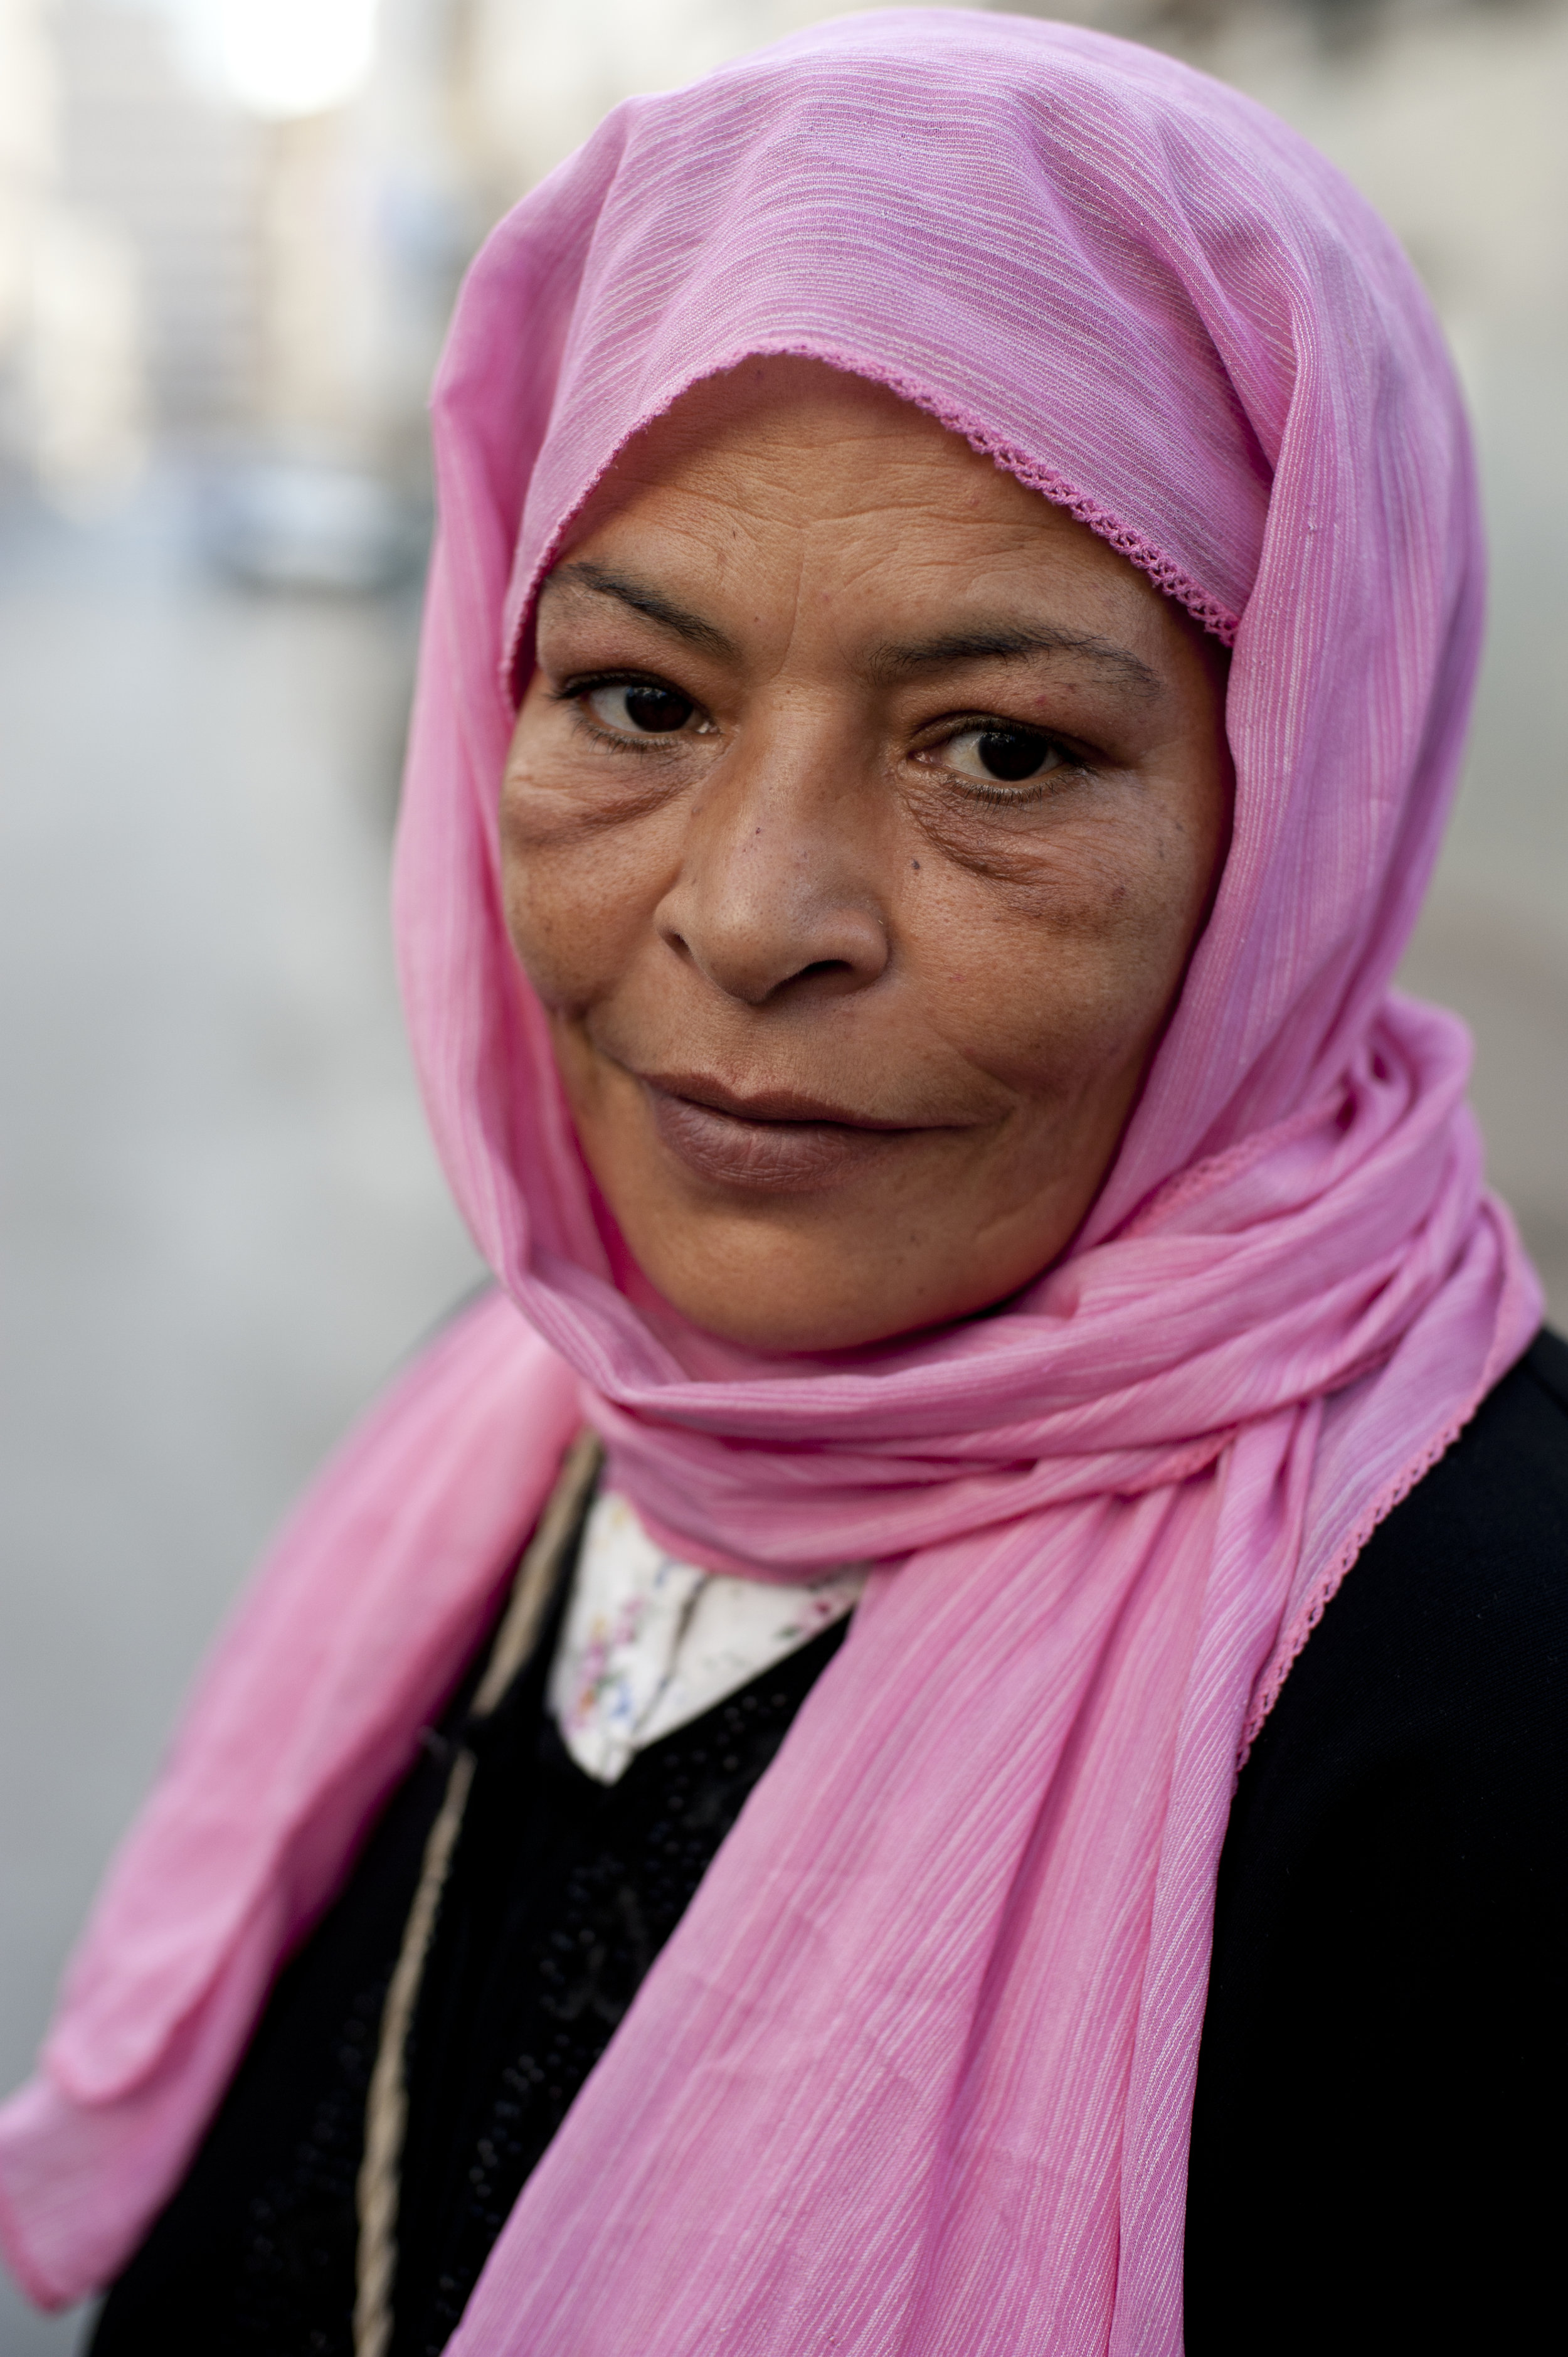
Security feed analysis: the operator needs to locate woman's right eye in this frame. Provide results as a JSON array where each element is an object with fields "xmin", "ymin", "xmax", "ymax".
[{"xmin": 581, "ymin": 681, "xmax": 701, "ymax": 737}]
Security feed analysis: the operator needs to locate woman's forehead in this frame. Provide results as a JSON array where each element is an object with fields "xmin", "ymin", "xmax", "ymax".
[
  {"xmin": 539, "ymin": 357, "xmax": 1196, "ymax": 666},
  {"xmin": 553, "ymin": 358, "xmax": 1007, "ymax": 539}
]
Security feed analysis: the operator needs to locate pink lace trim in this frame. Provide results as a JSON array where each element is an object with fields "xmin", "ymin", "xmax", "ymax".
[
  {"xmin": 503, "ymin": 343, "xmax": 1241, "ymax": 692},
  {"xmin": 856, "ymin": 379, "xmax": 1240, "ymax": 642},
  {"xmin": 1236, "ymin": 1201, "xmax": 1542, "ymax": 1768},
  {"xmin": 765, "ymin": 344, "xmax": 1241, "ymax": 644},
  {"xmin": 1235, "ymin": 1369, "xmax": 1510, "ymax": 1771}
]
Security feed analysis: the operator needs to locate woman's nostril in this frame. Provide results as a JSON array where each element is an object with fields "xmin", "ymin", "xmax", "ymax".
[{"xmin": 655, "ymin": 878, "xmax": 887, "ymax": 1004}]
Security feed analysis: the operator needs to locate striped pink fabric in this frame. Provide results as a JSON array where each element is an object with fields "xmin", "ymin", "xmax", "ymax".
[{"xmin": 0, "ymin": 13, "xmax": 1542, "ymax": 2349}]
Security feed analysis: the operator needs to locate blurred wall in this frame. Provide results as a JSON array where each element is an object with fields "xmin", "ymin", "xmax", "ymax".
[
  {"xmin": 1, "ymin": 6, "xmax": 1563, "ymax": 2347},
  {"xmin": 1199, "ymin": 0, "xmax": 1568, "ymax": 1302}
]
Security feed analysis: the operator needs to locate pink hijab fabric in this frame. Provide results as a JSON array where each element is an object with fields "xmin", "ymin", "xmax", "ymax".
[{"xmin": 0, "ymin": 12, "xmax": 1542, "ymax": 2349}]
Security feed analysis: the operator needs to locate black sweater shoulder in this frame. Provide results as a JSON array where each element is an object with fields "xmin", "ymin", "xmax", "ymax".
[{"xmin": 1186, "ymin": 1329, "xmax": 1568, "ymax": 2356}]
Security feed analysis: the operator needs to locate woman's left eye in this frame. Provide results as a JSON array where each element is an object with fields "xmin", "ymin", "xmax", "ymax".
[
  {"xmin": 940, "ymin": 726, "xmax": 1066, "ymax": 786},
  {"xmin": 582, "ymin": 681, "xmax": 703, "ymax": 736}
]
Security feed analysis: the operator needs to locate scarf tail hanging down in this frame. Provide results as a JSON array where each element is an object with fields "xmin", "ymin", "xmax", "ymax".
[{"xmin": 0, "ymin": 13, "xmax": 1541, "ymax": 2352}]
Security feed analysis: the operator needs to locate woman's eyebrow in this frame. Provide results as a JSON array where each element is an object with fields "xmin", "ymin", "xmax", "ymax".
[
  {"xmin": 544, "ymin": 566, "xmax": 1162, "ymax": 701},
  {"xmin": 866, "ymin": 625, "xmax": 1161, "ymax": 700},
  {"xmin": 546, "ymin": 561, "xmax": 738, "ymax": 660}
]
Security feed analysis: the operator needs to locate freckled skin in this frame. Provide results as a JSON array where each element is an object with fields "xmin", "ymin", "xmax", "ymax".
[{"xmin": 501, "ymin": 358, "xmax": 1232, "ymax": 1353}]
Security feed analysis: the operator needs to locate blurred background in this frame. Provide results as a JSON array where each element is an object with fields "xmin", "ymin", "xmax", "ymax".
[{"xmin": 1, "ymin": 1, "xmax": 1564, "ymax": 2341}]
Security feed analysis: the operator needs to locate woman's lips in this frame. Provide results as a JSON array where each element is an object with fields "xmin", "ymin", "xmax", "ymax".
[{"xmin": 642, "ymin": 1075, "xmax": 922, "ymax": 1193}]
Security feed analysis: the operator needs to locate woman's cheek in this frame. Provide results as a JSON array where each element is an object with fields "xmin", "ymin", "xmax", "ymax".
[
  {"xmin": 910, "ymin": 848, "xmax": 1174, "ymax": 1100},
  {"xmin": 502, "ymin": 848, "xmax": 610, "ymax": 1016},
  {"xmin": 502, "ymin": 802, "xmax": 660, "ymax": 1014}
]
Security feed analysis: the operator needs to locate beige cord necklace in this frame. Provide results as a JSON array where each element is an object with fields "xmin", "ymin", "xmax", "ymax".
[{"xmin": 352, "ymin": 1430, "xmax": 603, "ymax": 2357}]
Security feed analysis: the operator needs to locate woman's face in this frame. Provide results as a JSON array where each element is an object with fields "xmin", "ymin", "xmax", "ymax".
[{"xmin": 502, "ymin": 359, "xmax": 1231, "ymax": 1353}]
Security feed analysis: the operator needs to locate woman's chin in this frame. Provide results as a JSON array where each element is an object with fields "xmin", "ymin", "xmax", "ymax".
[{"xmin": 618, "ymin": 1235, "xmax": 1039, "ymax": 1360}]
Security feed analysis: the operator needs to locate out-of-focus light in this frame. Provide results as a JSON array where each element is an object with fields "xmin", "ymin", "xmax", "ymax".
[{"xmin": 192, "ymin": 0, "xmax": 381, "ymax": 120}]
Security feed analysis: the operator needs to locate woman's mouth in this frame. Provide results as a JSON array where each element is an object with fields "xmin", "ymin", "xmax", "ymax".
[{"xmin": 640, "ymin": 1073, "xmax": 921, "ymax": 1192}]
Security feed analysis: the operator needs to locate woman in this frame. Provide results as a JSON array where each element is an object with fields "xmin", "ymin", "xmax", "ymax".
[{"xmin": 1, "ymin": 12, "xmax": 1560, "ymax": 2354}]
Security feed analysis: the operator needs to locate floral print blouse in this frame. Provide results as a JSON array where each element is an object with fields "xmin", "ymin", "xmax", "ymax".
[{"xmin": 547, "ymin": 1487, "xmax": 865, "ymax": 1784}]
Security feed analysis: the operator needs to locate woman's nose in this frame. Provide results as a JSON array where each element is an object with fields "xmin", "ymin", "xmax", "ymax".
[{"xmin": 654, "ymin": 737, "xmax": 889, "ymax": 1007}]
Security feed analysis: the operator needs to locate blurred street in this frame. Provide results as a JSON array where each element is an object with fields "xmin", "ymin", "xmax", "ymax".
[{"xmin": 0, "ymin": 482, "xmax": 480, "ymax": 2351}]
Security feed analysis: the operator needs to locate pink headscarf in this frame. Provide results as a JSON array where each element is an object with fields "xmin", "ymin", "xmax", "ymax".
[{"xmin": 0, "ymin": 13, "xmax": 1542, "ymax": 2350}]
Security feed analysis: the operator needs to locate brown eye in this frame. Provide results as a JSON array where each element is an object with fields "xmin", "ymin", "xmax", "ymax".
[
  {"xmin": 975, "ymin": 730, "xmax": 1051, "ymax": 780},
  {"xmin": 938, "ymin": 724, "xmax": 1067, "ymax": 788},
  {"xmin": 583, "ymin": 681, "xmax": 699, "ymax": 735}
]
